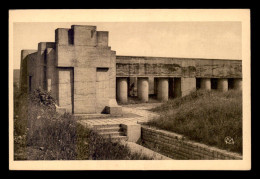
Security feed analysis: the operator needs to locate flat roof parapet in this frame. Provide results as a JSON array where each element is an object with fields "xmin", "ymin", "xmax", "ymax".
[
  {"xmin": 116, "ymin": 55, "xmax": 242, "ymax": 62},
  {"xmin": 71, "ymin": 25, "xmax": 96, "ymax": 30}
]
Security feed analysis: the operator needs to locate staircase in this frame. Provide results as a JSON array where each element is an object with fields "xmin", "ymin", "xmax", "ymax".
[{"xmin": 93, "ymin": 124, "xmax": 128, "ymax": 142}]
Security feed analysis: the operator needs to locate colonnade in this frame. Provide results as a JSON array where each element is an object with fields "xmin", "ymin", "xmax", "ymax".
[
  {"xmin": 116, "ymin": 77, "xmax": 242, "ymax": 103},
  {"xmin": 200, "ymin": 78, "xmax": 242, "ymax": 91}
]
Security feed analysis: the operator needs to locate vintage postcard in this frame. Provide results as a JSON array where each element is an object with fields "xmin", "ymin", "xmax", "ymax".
[{"xmin": 9, "ymin": 9, "xmax": 251, "ymax": 170}]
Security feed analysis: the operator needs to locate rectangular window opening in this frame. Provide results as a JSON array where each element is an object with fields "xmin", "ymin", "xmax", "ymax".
[
  {"xmin": 29, "ymin": 76, "xmax": 32, "ymax": 92},
  {"xmin": 96, "ymin": 67, "xmax": 109, "ymax": 72}
]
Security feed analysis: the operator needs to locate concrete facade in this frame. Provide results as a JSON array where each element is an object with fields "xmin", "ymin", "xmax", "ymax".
[
  {"xmin": 21, "ymin": 25, "xmax": 117, "ymax": 114},
  {"xmin": 20, "ymin": 25, "xmax": 243, "ymax": 114}
]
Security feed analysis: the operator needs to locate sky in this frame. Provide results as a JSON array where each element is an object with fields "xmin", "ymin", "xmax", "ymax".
[{"xmin": 13, "ymin": 22, "xmax": 242, "ymax": 69}]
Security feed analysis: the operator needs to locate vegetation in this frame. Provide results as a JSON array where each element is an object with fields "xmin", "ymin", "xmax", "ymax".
[
  {"xmin": 14, "ymin": 87, "xmax": 151, "ymax": 160},
  {"xmin": 147, "ymin": 90, "xmax": 242, "ymax": 154}
]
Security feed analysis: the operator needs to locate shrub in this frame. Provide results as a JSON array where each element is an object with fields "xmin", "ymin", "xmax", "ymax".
[
  {"xmin": 14, "ymin": 88, "xmax": 151, "ymax": 160},
  {"xmin": 29, "ymin": 89, "xmax": 56, "ymax": 109}
]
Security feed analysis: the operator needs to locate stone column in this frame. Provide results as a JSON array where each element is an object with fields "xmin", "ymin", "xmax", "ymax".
[
  {"xmin": 137, "ymin": 78, "xmax": 149, "ymax": 102},
  {"xmin": 117, "ymin": 78, "xmax": 128, "ymax": 103},
  {"xmin": 217, "ymin": 78, "xmax": 228, "ymax": 92},
  {"xmin": 234, "ymin": 78, "xmax": 242, "ymax": 90},
  {"xmin": 157, "ymin": 78, "xmax": 169, "ymax": 102},
  {"xmin": 200, "ymin": 78, "xmax": 211, "ymax": 90}
]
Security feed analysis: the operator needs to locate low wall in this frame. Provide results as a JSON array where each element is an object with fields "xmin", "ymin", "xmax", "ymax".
[{"xmin": 141, "ymin": 125, "xmax": 242, "ymax": 160}]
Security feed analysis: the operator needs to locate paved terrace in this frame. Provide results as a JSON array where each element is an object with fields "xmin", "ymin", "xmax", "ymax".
[{"xmin": 77, "ymin": 103, "xmax": 161, "ymax": 127}]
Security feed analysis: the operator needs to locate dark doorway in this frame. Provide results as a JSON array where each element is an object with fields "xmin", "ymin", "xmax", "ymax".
[
  {"xmin": 196, "ymin": 78, "xmax": 201, "ymax": 89},
  {"xmin": 128, "ymin": 77, "xmax": 136, "ymax": 97},
  {"xmin": 228, "ymin": 78, "xmax": 234, "ymax": 90},
  {"xmin": 211, "ymin": 78, "xmax": 218, "ymax": 89},
  {"xmin": 154, "ymin": 78, "xmax": 158, "ymax": 97},
  {"xmin": 169, "ymin": 78, "xmax": 174, "ymax": 98},
  {"xmin": 173, "ymin": 78, "xmax": 181, "ymax": 98},
  {"xmin": 29, "ymin": 76, "xmax": 32, "ymax": 92}
]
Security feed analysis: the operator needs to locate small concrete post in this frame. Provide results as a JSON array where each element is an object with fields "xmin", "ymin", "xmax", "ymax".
[
  {"xmin": 121, "ymin": 123, "xmax": 141, "ymax": 142},
  {"xmin": 105, "ymin": 99, "xmax": 122, "ymax": 116},
  {"xmin": 157, "ymin": 78, "xmax": 169, "ymax": 102},
  {"xmin": 200, "ymin": 78, "xmax": 211, "ymax": 90},
  {"xmin": 117, "ymin": 77, "xmax": 128, "ymax": 103},
  {"xmin": 233, "ymin": 78, "xmax": 242, "ymax": 91},
  {"xmin": 217, "ymin": 78, "xmax": 228, "ymax": 92},
  {"xmin": 47, "ymin": 79, "xmax": 51, "ymax": 92},
  {"xmin": 137, "ymin": 77, "xmax": 149, "ymax": 102}
]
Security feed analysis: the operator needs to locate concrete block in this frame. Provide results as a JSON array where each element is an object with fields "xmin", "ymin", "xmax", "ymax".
[
  {"xmin": 55, "ymin": 28, "xmax": 70, "ymax": 45},
  {"xmin": 105, "ymin": 106, "xmax": 122, "ymax": 116},
  {"xmin": 104, "ymin": 99, "xmax": 122, "ymax": 116},
  {"xmin": 97, "ymin": 31, "xmax": 108, "ymax": 46},
  {"xmin": 72, "ymin": 25, "xmax": 97, "ymax": 46},
  {"xmin": 121, "ymin": 123, "xmax": 141, "ymax": 142}
]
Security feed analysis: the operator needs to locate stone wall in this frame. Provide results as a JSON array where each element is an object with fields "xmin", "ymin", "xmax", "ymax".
[{"xmin": 141, "ymin": 125, "xmax": 242, "ymax": 160}]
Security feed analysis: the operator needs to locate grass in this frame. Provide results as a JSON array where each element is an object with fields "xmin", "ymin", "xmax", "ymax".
[
  {"xmin": 147, "ymin": 90, "xmax": 242, "ymax": 154},
  {"xmin": 13, "ymin": 88, "xmax": 152, "ymax": 160}
]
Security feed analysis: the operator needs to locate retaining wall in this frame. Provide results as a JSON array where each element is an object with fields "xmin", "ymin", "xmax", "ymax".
[{"xmin": 141, "ymin": 125, "xmax": 242, "ymax": 160}]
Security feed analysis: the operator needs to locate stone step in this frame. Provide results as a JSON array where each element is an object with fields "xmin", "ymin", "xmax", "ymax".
[
  {"xmin": 93, "ymin": 124, "xmax": 121, "ymax": 129},
  {"xmin": 95, "ymin": 127, "xmax": 122, "ymax": 133},
  {"xmin": 99, "ymin": 131, "xmax": 125, "ymax": 137},
  {"xmin": 74, "ymin": 114, "xmax": 113, "ymax": 119}
]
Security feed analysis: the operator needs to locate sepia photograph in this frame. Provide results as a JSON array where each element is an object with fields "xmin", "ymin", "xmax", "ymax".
[{"xmin": 9, "ymin": 9, "xmax": 251, "ymax": 170}]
